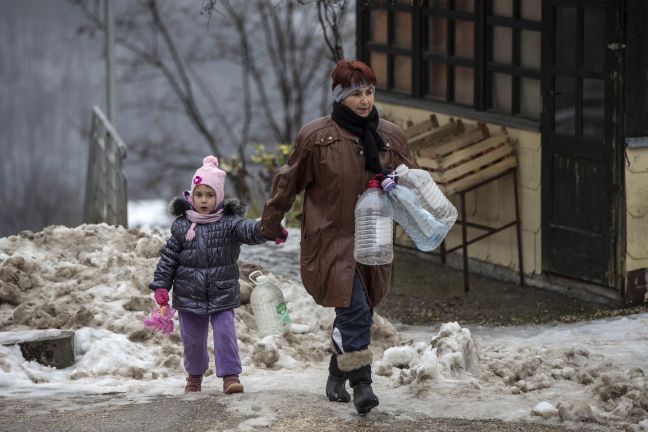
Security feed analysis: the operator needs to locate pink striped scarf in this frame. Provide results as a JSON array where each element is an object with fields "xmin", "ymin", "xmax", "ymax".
[{"xmin": 184, "ymin": 209, "xmax": 224, "ymax": 241}]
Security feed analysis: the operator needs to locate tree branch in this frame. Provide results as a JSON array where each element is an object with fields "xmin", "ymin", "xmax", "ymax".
[
  {"xmin": 317, "ymin": 0, "xmax": 347, "ymax": 61},
  {"xmin": 147, "ymin": 0, "xmax": 221, "ymax": 153},
  {"xmin": 221, "ymin": 0, "xmax": 284, "ymax": 142}
]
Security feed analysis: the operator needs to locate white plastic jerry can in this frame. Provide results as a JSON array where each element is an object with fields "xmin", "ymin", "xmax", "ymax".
[{"xmin": 249, "ymin": 270, "xmax": 291, "ymax": 337}]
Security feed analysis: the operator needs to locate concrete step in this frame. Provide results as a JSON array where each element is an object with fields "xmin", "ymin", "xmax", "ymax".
[{"xmin": 1, "ymin": 330, "xmax": 75, "ymax": 368}]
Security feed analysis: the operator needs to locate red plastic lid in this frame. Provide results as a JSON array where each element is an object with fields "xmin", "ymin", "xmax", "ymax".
[{"xmin": 367, "ymin": 179, "xmax": 381, "ymax": 189}]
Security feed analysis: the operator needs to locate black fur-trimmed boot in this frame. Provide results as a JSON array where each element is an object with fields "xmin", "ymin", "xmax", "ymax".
[
  {"xmin": 337, "ymin": 349, "xmax": 379, "ymax": 415},
  {"xmin": 348, "ymin": 365, "xmax": 379, "ymax": 415},
  {"xmin": 326, "ymin": 354, "xmax": 350, "ymax": 403}
]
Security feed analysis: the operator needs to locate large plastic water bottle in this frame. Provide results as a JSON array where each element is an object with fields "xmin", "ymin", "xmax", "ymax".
[
  {"xmin": 392, "ymin": 164, "xmax": 457, "ymax": 228},
  {"xmin": 249, "ymin": 270, "xmax": 291, "ymax": 337},
  {"xmin": 354, "ymin": 180, "xmax": 394, "ymax": 265},
  {"xmin": 383, "ymin": 182, "xmax": 448, "ymax": 252}
]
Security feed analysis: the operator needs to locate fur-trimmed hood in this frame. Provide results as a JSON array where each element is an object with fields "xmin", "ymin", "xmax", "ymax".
[{"xmin": 168, "ymin": 194, "xmax": 246, "ymax": 218}]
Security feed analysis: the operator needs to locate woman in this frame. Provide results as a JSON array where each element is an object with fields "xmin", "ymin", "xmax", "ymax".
[{"xmin": 260, "ymin": 59, "xmax": 414, "ymax": 415}]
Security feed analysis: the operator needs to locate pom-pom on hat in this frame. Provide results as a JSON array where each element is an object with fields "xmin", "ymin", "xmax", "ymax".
[{"xmin": 190, "ymin": 155, "xmax": 226, "ymax": 205}]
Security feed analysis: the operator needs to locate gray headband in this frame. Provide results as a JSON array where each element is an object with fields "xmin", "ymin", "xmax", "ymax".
[{"xmin": 332, "ymin": 82, "xmax": 375, "ymax": 103}]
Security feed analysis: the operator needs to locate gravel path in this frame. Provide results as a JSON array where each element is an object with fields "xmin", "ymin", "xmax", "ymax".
[{"xmin": 0, "ymin": 392, "xmax": 605, "ymax": 432}]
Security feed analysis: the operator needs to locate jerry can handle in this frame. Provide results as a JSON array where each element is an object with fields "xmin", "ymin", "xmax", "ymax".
[{"xmin": 249, "ymin": 270, "xmax": 263, "ymax": 284}]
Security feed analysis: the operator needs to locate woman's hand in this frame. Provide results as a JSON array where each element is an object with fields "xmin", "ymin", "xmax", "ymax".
[{"xmin": 275, "ymin": 226, "xmax": 289, "ymax": 245}]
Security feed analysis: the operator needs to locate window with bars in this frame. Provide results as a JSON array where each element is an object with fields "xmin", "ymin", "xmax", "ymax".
[
  {"xmin": 366, "ymin": 1, "xmax": 415, "ymax": 93},
  {"xmin": 358, "ymin": 0, "xmax": 543, "ymax": 122}
]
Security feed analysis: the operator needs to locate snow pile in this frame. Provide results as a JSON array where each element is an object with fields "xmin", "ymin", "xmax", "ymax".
[
  {"xmin": 0, "ymin": 224, "xmax": 400, "ymax": 393},
  {"xmin": 375, "ymin": 322, "xmax": 480, "ymax": 391},
  {"xmin": 532, "ymin": 401, "xmax": 559, "ymax": 419},
  {"xmin": 385, "ymin": 315, "xmax": 648, "ymax": 430},
  {"xmin": 636, "ymin": 419, "xmax": 648, "ymax": 431},
  {"xmin": 480, "ymin": 341, "xmax": 648, "ymax": 424}
]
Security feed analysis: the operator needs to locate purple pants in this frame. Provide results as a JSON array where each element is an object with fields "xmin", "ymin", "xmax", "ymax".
[{"xmin": 178, "ymin": 309, "xmax": 242, "ymax": 378}]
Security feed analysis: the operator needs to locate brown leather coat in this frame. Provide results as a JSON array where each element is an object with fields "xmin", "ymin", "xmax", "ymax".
[{"xmin": 260, "ymin": 115, "xmax": 414, "ymax": 308}]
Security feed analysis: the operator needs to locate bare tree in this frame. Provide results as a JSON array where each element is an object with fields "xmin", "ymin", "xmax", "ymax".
[
  {"xmin": 204, "ymin": 0, "xmax": 349, "ymax": 63},
  {"xmin": 212, "ymin": 0, "xmax": 333, "ymax": 143},
  {"xmin": 69, "ymin": 0, "xmax": 352, "ymax": 207},
  {"xmin": 69, "ymin": 0, "xmax": 254, "ymax": 204},
  {"xmin": 315, "ymin": 0, "xmax": 348, "ymax": 62},
  {"xmin": 203, "ymin": 0, "xmax": 352, "ymax": 138}
]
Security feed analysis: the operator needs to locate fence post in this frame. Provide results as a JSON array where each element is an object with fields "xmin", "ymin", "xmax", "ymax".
[{"xmin": 83, "ymin": 106, "xmax": 128, "ymax": 227}]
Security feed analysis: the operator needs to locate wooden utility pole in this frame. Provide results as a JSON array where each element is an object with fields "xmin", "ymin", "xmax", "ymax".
[{"xmin": 105, "ymin": 0, "xmax": 115, "ymax": 124}]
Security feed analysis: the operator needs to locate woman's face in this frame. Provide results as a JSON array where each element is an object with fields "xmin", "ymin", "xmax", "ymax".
[
  {"xmin": 192, "ymin": 184, "xmax": 218, "ymax": 214},
  {"xmin": 341, "ymin": 86, "xmax": 374, "ymax": 117}
]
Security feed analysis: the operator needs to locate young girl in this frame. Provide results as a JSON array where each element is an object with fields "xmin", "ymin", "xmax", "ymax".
[{"xmin": 149, "ymin": 155, "xmax": 285, "ymax": 394}]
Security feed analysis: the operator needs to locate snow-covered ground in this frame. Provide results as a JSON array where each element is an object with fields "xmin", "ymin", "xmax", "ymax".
[{"xmin": 0, "ymin": 201, "xmax": 646, "ymax": 431}]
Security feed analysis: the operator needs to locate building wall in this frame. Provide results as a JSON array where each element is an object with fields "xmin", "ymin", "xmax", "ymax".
[
  {"xmin": 624, "ymin": 1, "xmax": 648, "ymax": 276},
  {"xmin": 625, "ymin": 147, "xmax": 648, "ymax": 272},
  {"xmin": 379, "ymin": 102, "xmax": 542, "ymax": 275}
]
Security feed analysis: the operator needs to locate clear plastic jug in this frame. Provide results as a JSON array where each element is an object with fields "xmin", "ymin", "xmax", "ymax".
[
  {"xmin": 249, "ymin": 270, "xmax": 291, "ymax": 337},
  {"xmin": 384, "ymin": 184, "xmax": 447, "ymax": 252},
  {"xmin": 393, "ymin": 164, "xmax": 457, "ymax": 229},
  {"xmin": 354, "ymin": 182, "xmax": 394, "ymax": 265}
]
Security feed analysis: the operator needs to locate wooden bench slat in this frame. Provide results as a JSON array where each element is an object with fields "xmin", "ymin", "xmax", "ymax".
[
  {"xmin": 416, "ymin": 155, "xmax": 440, "ymax": 171},
  {"xmin": 403, "ymin": 114, "xmax": 439, "ymax": 140},
  {"xmin": 418, "ymin": 125, "xmax": 487, "ymax": 158},
  {"xmin": 430, "ymin": 170, "xmax": 444, "ymax": 184},
  {"xmin": 442, "ymin": 155, "xmax": 518, "ymax": 194},
  {"xmin": 408, "ymin": 120, "xmax": 456, "ymax": 149},
  {"xmin": 409, "ymin": 119, "xmax": 464, "ymax": 150},
  {"xmin": 405, "ymin": 117, "xmax": 518, "ymax": 196},
  {"xmin": 436, "ymin": 141, "xmax": 514, "ymax": 183},
  {"xmin": 437, "ymin": 133, "xmax": 509, "ymax": 169}
]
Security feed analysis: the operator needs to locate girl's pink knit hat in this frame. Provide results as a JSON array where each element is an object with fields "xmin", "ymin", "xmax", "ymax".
[{"xmin": 190, "ymin": 156, "xmax": 226, "ymax": 204}]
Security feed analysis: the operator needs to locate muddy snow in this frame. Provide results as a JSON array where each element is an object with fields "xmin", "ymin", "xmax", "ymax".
[{"xmin": 0, "ymin": 224, "xmax": 647, "ymax": 431}]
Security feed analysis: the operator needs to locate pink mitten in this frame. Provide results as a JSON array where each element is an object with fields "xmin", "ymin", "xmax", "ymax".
[
  {"xmin": 275, "ymin": 226, "xmax": 289, "ymax": 245},
  {"xmin": 154, "ymin": 288, "xmax": 169, "ymax": 306}
]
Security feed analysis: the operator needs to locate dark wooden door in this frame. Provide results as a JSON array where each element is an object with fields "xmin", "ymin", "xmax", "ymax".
[{"xmin": 541, "ymin": 0, "xmax": 618, "ymax": 285}]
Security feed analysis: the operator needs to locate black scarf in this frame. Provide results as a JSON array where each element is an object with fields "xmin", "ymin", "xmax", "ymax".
[{"xmin": 331, "ymin": 101, "xmax": 385, "ymax": 174}]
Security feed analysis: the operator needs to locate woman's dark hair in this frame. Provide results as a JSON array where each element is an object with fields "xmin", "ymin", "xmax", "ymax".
[{"xmin": 331, "ymin": 59, "xmax": 377, "ymax": 90}]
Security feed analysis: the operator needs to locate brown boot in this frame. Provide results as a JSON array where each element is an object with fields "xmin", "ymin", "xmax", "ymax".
[
  {"xmin": 184, "ymin": 374, "xmax": 202, "ymax": 393},
  {"xmin": 223, "ymin": 374, "xmax": 244, "ymax": 394}
]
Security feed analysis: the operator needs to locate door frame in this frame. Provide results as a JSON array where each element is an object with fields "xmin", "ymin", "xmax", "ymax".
[{"xmin": 540, "ymin": 0, "xmax": 625, "ymax": 290}]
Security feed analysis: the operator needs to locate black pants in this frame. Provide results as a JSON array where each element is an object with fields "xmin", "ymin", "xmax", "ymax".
[{"xmin": 331, "ymin": 272, "xmax": 373, "ymax": 355}]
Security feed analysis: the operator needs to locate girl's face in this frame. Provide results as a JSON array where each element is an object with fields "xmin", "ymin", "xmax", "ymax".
[
  {"xmin": 192, "ymin": 184, "xmax": 218, "ymax": 214},
  {"xmin": 341, "ymin": 86, "xmax": 374, "ymax": 117}
]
